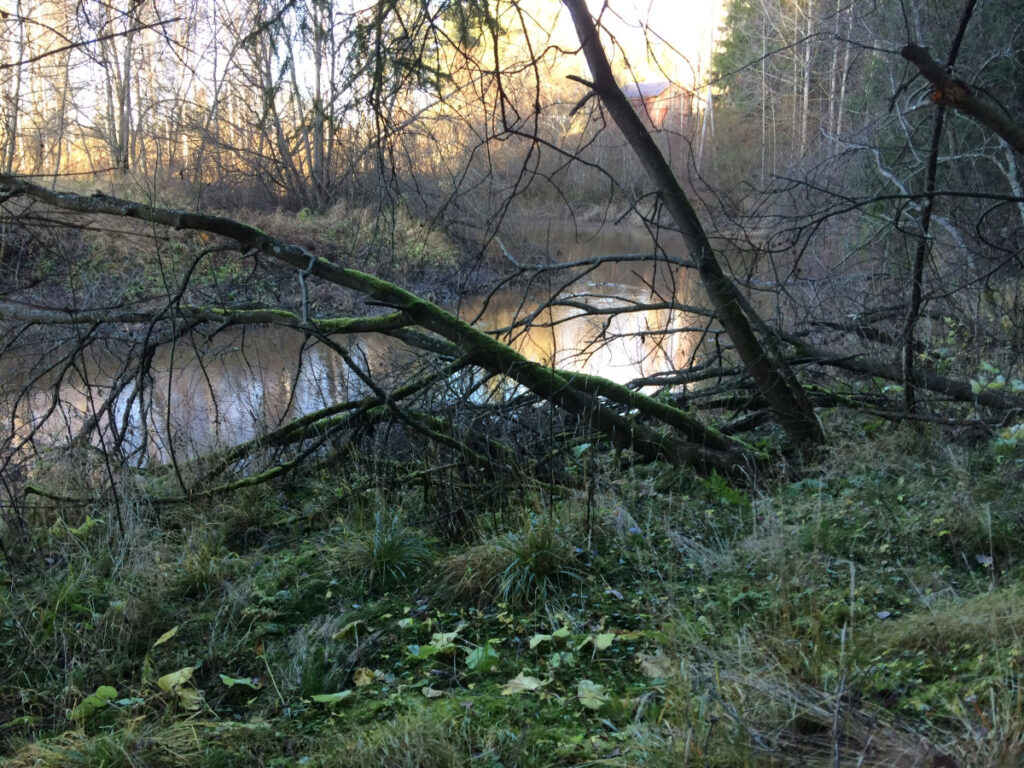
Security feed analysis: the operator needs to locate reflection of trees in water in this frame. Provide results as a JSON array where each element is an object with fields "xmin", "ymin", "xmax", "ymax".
[
  {"xmin": 7, "ymin": 251, "xmax": 714, "ymax": 469},
  {"xmin": 464, "ymin": 226, "xmax": 709, "ymax": 390},
  {"xmin": 5, "ymin": 327, "xmax": 411, "ymax": 466}
]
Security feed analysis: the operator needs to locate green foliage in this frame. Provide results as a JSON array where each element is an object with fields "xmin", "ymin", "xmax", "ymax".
[
  {"xmin": 464, "ymin": 639, "xmax": 500, "ymax": 674},
  {"xmin": 218, "ymin": 674, "xmax": 262, "ymax": 690},
  {"xmin": 69, "ymin": 685, "xmax": 118, "ymax": 721},
  {"xmin": 700, "ymin": 470, "xmax": 751, "ymax": 511},
  {"xmin": 339, "ymin": 511, "xmax": 435, "ymax": 591},
  {"xmin": 310, "ymin": 690, "xmax": 353, "ymax": 705},
  {"xmin": 713, "ymin": 0, "xmax": 764, "ymax": 108},
  {"xmin": 5, "ymin": 416, "xmax": 1024, "ymax": 767},
  {"xmin": 406, "ymin": 626, "xmax": 462, "ymax": 660}
]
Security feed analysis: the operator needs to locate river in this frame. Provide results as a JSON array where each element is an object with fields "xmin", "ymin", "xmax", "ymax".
[{"xmin": 4, "ymin": 225, "xmax": 712, "ymax": 464}]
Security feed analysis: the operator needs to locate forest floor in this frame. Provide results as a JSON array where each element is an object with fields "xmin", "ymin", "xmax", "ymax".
[{"xmin": 2, "ymin": 414, "xmax": 1024, "ymax": 767}]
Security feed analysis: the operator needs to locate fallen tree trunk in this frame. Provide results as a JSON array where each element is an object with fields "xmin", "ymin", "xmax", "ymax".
[
  {"xmin": 0, "ymin": 176, "xmax": 755, "ymax": 477},
  {"xmin": 795, "ymin": 342, "xmax": 1024, "ymax": 413}
]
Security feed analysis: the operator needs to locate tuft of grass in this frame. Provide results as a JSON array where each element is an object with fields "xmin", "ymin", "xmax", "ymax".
[
  {"xmin": 171, "ymin": 528, "xmax": 233, "ymax": 600},
  {"xmin": 875, "ymin": 585, "xmax": 1024, "ymax": 655},
  {"xmin": 950, "ymin": 688, "xmax": 1024, "ymax": 768},
  {"xmin": 434, "ymin": 540, "xmax": 509, "ymax": 605},
  {"xmin": 316, "ymin": 707, "xmax": 474, "ymax": 768},
  {"xmin": 275, "ymin": 616, "xmax": 350, "ymax": 699},
  {"xmin": 496, "ymin": 516, "xmax": 582, "ymax": 605},
  {"xmin": 3, "ymin": 720, "xmax": 204, "ymax": 768},
  {"xmin": 434, "ymin": 515, "xmax": 581, "ymax": 606},
  {"xmin": 338, "ymin": 511, "xmax": 434, "ymax": 591}
]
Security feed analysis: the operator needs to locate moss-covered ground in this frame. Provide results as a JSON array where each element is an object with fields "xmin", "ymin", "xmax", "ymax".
[{"xmin": 3, "ymin": 416, "xmax": 1024, "ymax": 766}]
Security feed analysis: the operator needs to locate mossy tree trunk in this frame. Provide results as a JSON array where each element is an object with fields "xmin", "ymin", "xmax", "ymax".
[{"xmin": 0, "ymin": 175, "xmax": 756, "ymax": 476}]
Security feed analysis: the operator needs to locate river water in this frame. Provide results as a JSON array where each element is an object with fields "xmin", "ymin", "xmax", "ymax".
[{"xmin": 5, "ymin": 225, "xmax": 713, "ymax": 464}]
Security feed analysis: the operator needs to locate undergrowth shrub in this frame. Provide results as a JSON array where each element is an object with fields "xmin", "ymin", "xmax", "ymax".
[
  {"xmin": 338, "ymin": 511, "xmax": 434, "ymax": 591},
  {"xmin": 436, "ymin": 515, "xmax": 581, "ymax": 606}
]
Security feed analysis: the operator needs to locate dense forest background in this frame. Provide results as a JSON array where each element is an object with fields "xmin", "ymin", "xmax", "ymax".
[{"xmin": 1, "ymin": 1, "xmax": 1024, "ymax": 766}]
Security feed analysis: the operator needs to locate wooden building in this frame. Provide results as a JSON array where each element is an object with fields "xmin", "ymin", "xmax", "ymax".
[{"xmin": 621, "ymin": 81, "xmax": 695, "ymax": 130}]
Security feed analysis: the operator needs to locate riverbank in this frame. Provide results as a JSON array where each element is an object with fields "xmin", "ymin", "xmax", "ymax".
[
  {"xmin": 0, "ymin": 186, "xmax": 687, "ymax": 320},
  {"xmin": 3, "ymin": 414, "xmax": 1023, "ymax": 766},
  {"xmin": 0, "ymin": 194, "xmax": 500, "ymax": 322}
]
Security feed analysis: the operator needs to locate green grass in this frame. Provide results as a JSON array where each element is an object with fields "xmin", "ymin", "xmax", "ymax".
[
  {"xmin": 3, "ymin": 416, "xmax": 1024, "ymax": 766},
  {"xmin": 337, "ymin": 511, "xmax": 435, "ymax": 592}
]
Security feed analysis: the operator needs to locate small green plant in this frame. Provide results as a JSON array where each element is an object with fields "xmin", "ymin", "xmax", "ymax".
[
  {"xmin": 700, "ymin": 470, "xmax": 751, "ymax": 511},
  {"xmin": 497, "ymin": 517, "xmax": 581, "ymax": 605},
  {"xmin": 339, "ymin": 512, "xmax": 434, "ymax": 590}
]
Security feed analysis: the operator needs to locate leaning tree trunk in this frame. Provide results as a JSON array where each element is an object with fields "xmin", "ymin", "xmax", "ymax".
[
  {"xmin": 561, "ymin": 0, "xmax": 824, "ymax": 449},
  {"xmin": 901, "ymin": 44, "xmax": 1024, "ymax": 157}
]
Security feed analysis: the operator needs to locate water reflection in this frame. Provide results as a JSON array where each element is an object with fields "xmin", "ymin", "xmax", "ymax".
[
  {"xmin": 464, "ymin": 224, "xmax": 705, "ymax": 385},
  {"xmin": 5, "ymin": 327, "xmax": 411, "ymax": 464},
  {"xmin": 464, "ymin": 292, "xmax": 703, "ymax": 387},
  {"xmin": 5, "ymin": 225, "xmax": 709, "ymax": 462}
]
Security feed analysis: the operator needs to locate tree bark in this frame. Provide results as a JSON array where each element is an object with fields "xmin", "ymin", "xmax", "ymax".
[{"xmin": 901, "ymin": 44, "xmax": 1024, "ymax": 157}]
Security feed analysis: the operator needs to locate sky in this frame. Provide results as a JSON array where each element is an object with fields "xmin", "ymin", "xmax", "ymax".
[
  {"xmin": 602, "ymin": 0, "xmax": 725, "ymax": 83},
  {"xmin": 530, "ymin": 0, "xmax": 726, "ymax": 86}
]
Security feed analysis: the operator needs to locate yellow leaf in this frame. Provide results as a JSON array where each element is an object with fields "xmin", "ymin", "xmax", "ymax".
[
  {"xmin": 152, "ymin": 626, "xmax": 179, "ymax": 648},
  {"xmin": 577, "ymin": 679, "xmax": 608, "ymax": 710},
  {"xmin": 501, "ymin": 673, "xmax": 545, "ymax": 695},
  {"xmin": 157, "ymin": 666, "xmax": 196, "ymax": 692},
  {"xmin": 637, "ymin": 651, "xmax": 675, "ymax": 679},
  {"xmin": 421, "ymin": 685, "xmax": 445, "ymax": 698},
  {"xmin": 332, "ymin": 620, "xmax": 365, "ymax": 641},
  {"xmin": 353, "ymin": 668, "xmax": 376, "ymax": 687},
  {"xmin": 177, "ymin": 687, "xmax": 204, "ymax": 711}
]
